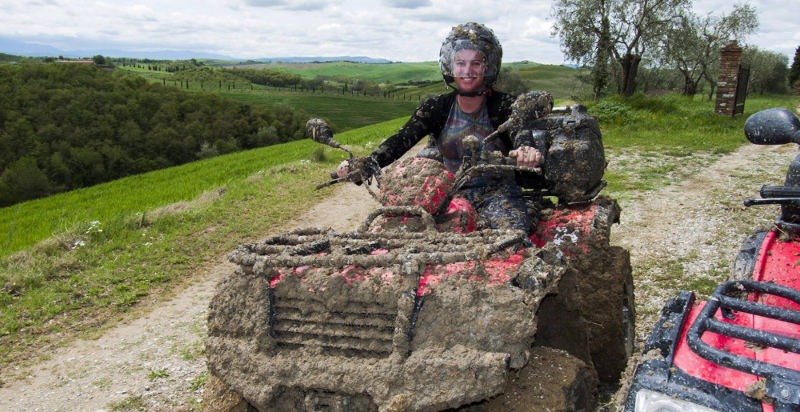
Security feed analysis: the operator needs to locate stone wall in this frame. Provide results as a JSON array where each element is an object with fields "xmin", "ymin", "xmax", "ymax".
[{"xmin": 714, "ymin": 42, "xmax": 743, "ymax": 116}]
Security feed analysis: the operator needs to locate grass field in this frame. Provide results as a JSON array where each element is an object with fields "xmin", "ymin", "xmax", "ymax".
[
  {"xmin": 231, "ymin": 61, "xmax": 443, "ymax": 83},
  {"xmin": 117, "ymin": 65, "xmax": 419, "ymax": 130},
  {"xmin": 115, "ymin": 61, "xmax": 588, "ymax": 128},
  {"xmin": 215, "ymin": 88, "xmax": 418, "ymax": 131}
]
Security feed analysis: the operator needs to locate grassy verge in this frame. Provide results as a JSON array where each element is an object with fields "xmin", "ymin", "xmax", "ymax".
[{"xmin": 594, "ymin": 93, "xmax": 799, "ymax": 201}]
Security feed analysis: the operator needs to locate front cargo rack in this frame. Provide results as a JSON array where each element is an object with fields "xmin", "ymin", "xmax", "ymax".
[{"xmin": 686, "ymin": 280, "xmax": 800, "ymax": 410}]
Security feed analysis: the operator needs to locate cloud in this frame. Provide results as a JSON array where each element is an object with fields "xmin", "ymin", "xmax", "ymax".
[
  {"xmin": 382, "ymin": 0, "xmax": 431, "ymax": 9},
  {"xmin": 521, "ymin": 16, "xmax": 552, "ymax": 38},
  {"xmin": 1, "ymin": 0, "xmax": 796, "ymax": 65},
  {"xmin": 243, "ymin": 0, "xmax": 286, "ymax": 6},
  {"xmin": 243, "ymin": 0, "xmax": 330, "ymax": 10}
]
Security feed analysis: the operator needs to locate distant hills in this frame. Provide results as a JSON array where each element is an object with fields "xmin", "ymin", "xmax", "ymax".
[
  {"xmin": 0, "ymin": 36, "xmax": 237, "ymax": 60},
  {"xmin": 0, "ymin": 36, "xmax": 393, "ymax": 63}
]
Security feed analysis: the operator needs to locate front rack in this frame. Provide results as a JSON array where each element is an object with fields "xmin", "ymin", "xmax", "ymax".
[{"xmin": 686, "ymin": 280, "xmax": 800, "ymax": 409}]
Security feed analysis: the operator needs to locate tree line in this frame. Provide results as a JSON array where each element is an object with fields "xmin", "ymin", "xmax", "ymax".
[
  {"xmin": 552, "ymin": 0, "xmax": 794, "ymax": 98},
  {"xmin": 0, "ymin": 62, "xmax": 308, "ymax": 207}
]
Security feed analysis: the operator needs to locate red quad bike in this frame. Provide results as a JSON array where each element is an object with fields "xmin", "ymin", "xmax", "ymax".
[
  {"xmin": 623, "ymin": 107, "xmax": 800, "ymax": 412},
  {"xmin": 206, "ymin": 93, "xmax": 634, "ymax": 411}
]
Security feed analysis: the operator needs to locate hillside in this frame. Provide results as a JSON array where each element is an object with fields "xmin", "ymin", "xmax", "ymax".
[{"xmin": 0, "ymin": 62, "xmax": 309, "ymax": 206}]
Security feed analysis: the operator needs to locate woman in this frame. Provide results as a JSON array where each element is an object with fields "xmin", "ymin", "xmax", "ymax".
[{"xmin": 338, "ymin": 22, "xmax": 545, "ymax": 233}]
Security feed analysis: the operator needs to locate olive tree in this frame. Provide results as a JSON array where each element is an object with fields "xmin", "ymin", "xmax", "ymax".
[
  {"xmin": 660, "ymin": 4, "xmax": 758, "ymax": 97},
  {"xmin": 742, "ymin": 47, "xmax": 790, "ymax": 94},
  {"xmin": 552, "ymin": 0, "xmax": 690, "ymax": 97}
]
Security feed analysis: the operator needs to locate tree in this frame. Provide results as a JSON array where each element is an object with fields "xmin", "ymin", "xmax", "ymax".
[
  {"xmin": 742, "ymin": 47, "xmax": 789, "ymax": 94},
  {"xmin": 552, "ymin": 0, "xmax": 690, "ymax": 96},
  {"xmin": 92, "ymin": 54, "xmax": 106, "ymax": 65},
  {"xmin": 789, "ymin": 46, "xmax": 800, "ymax": 90},
  {"xmin": 495, "ymin": 68, "xmax": 529, "ymax": 96},
  {"xmin": 660, "ymin": 4, "xmax": 758, "ymax": 97},
  {"xmin": 0, "ymin": 156, "xmax": 53, "ymax": 206}
]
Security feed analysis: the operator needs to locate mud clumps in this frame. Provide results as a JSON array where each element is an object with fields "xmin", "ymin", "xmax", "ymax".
[
  {"xmin": 511, "ymin": 103, "xmax": 606, "ymax": 203},
  {"xmin": 208, "ymin": 226, "xmax": 568, "ymax": 411},
  {"xmin": 478, "ymin": 346, "xmax": 598, "ymax": 412},
  {"xmin": 379, "ymin": 157, "xmax": 454, "ymax": 215},
  {"xmin": 534, "ymin": 197, "xmax": 634, "ymax": 382}
]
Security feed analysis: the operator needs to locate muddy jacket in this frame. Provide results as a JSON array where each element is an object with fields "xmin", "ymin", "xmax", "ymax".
[{"xmin": 371, "ymin": 90, "xmax": 518, "ymax": 168}]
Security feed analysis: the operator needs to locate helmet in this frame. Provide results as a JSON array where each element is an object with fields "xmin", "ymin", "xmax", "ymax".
[{"xmin": 439, "ymin": 22, "xmax": 503, "ymax": 89}]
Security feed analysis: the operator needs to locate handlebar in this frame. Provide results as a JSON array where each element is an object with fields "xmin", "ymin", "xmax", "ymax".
[
  {"xmin": 744, "ymin": 185, "xmax": 800, "ymax": 208},
  {"xmin": 760, "ymin": 185, "xmax": 800, "ymax": 199}
]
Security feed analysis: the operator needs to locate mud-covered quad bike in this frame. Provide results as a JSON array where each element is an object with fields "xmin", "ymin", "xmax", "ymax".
[
  {"xmin": 623, "ymin": 107, "xmax": 800, "ymax": 412},
  {"xmin": 205, "ymin": 92, "xmax": 634, "ymax": 411}
]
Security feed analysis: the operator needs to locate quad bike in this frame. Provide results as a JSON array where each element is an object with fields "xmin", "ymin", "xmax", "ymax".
[
  {"xmin": 205, "ymin": 92, "xmax": 634, "ymax": 411},
  {"xmin": 623, "ymin": 107, "xmax": 800, "ymax": 412}
]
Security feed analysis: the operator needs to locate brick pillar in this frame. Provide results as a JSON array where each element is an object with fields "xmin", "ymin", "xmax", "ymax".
[{"xmin": 714, "ymin": 42, "xmax": 743, "ymax": 115}]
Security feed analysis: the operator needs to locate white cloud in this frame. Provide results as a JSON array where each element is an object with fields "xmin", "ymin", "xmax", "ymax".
[
  {"xmin": 0, "ymin": 0, "xmax": 797, "ymax": 64},
  {"xmin": 383, "ymin": 0, "xmax": 431, "ymax": 8}
]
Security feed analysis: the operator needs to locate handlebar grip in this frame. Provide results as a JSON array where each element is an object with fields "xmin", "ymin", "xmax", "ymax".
[{"xmin": 760, "ymin": 185, "xmax": 800, "ymax": 198}]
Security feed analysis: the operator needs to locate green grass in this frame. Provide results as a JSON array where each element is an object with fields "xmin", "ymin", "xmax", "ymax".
[
  {"xmin": 109, "ymin": 395, "xmax": 146, "ymax": 411},
  {"xmin": 147, "ymin": 368, "xmax": 169, "ymax": 380},
  {"xmin": 115, "ymin": 65, "xmax": 418, "ymax": 131},
  {"xmin": 592, "ymin": 93, "xmax": 798, "ymax": 152},
  {"xmin": 233, "ymin": 61, "xmax": 443, "ymax": 83},
  {"xmin": 594, "ymin": 93, "xmax": 799, "ymax": 198},
  {"xmin": 515, "ymin": 63, "xmax": 590, "ymax": 100},
  {"xmin": 215, "ymin": 88, "xmax": 417, "ymax": 131}
]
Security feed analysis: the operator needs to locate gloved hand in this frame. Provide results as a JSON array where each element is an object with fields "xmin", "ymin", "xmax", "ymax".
[
  {"xmin": 336, "ymin": 156, "xmax": 380, "ymax": 184},
  {"xmin": 509, "ymin": 145, "xmax": 543, "ymax": 168}
]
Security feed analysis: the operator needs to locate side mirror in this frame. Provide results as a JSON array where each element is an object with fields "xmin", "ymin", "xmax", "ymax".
[
  {"xmin": 744, "ymin": 107, "xmax": 800, "ymax": 145},
  {"xmin": 306, "ymin": 118, "xmax": 352, "ymax": 156}
]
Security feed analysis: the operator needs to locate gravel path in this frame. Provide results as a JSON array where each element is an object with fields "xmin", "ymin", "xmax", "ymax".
[
  {"xmin": 0, "ymin": 142, "xmax": 795, "ymax": 411},
  {"xmin": 611, "ymin": 143, "xmax": 792, "ymax": 339}
]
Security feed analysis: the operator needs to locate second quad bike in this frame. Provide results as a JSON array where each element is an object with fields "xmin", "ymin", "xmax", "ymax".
[
  {"xmin": 205, "ymin": 92, "xmax": 634, "ymax": 411},
  {"xmin": 624, "ymin": 107, "xmax": 800, "ymax": 412}
]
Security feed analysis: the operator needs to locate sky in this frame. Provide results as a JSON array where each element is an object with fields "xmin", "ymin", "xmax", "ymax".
[{"xmin": 0, "ymin": 0, "xmax": 798, "ymax": 64}]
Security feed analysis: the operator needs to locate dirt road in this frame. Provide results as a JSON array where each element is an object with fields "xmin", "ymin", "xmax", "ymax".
[{"xmin": 0, "ymin": 142, "xmax": 793, "ymax": 411}]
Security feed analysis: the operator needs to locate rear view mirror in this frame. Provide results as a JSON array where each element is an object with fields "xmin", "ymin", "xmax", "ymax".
[
  {"xmin": 744, "ymin": 107, "xmax": 800, "ymax": 145},
  {"xmin": 306, "ymin": 118, "xmax": 352, "ymax": 156}
]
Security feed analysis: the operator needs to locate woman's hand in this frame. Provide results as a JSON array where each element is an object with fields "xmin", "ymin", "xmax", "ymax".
[{"xmin": 510, "ymin": 145, "xmax": 543, "ymax": 168}]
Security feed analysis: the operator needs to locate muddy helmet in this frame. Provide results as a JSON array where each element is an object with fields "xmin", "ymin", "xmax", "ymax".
[{"xmin": 439, "ymin": 22, "xmax": 503, "ymax": 90}]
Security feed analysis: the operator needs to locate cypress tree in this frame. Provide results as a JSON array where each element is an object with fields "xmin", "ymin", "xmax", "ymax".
[{"xmin": 789, "ymin": 45, "xmax": 800, "ymax": 90}]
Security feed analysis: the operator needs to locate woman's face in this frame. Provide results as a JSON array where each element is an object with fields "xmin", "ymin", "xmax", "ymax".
[{"xmin": 452, "ymin": 49, "xmax": 485, "ymax": 93}]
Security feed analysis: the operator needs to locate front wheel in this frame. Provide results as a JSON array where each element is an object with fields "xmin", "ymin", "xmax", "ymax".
[{"xmin": 582, "ymin": 245, "xmax": 635, "ymax": 382}]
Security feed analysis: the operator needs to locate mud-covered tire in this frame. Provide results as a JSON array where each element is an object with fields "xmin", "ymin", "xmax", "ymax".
[
  {"xmin": 202, "ymin": 373, "xmax": 252, "ymax": 412},
  {"xmin": 533, "ymin": 198, "xmax": 635, "ymax": 384},
  {"xmin": 457, "ymin": 346, "xmax": 598, "ymax": 412},
  {"xmin": 730, "ymin": 230, "xmax": 768, "ymax": 281},
  {"xmin": 620, "ymin": 253, "xmax": 636, "ymax": 361},
  {"xmin": 580, "ymin": 245, "xmax": 634, "ymax": 382}
]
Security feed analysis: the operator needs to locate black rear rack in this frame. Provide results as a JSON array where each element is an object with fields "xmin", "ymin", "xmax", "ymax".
[{"xmin": 686, "ymin": 280, "xmax": 800, "ymax": 410}]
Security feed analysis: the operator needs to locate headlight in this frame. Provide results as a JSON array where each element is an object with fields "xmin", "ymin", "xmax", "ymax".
[{"xmin": 634, "ymin": 389, "xmax": 722, "ymax": 412}]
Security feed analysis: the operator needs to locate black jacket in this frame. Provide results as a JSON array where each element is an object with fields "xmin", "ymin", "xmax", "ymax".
[{"xmin": 371, "ymin": 90, "xmax": 517, "ymax": 168}]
